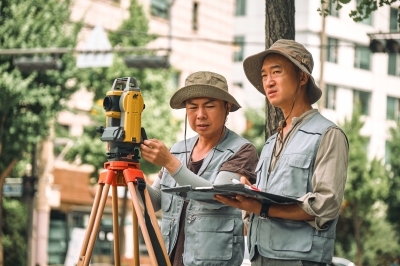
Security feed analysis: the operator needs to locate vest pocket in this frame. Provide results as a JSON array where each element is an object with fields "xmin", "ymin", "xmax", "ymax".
[
  {"xmin": 282, "ymin": 154, "xmax": 312, "ymax": 198},
  {"xmin": 161, "ymin": 219, "xmax": 172, "ymax": 254},
  {"xmin": 268, "ymin": 218, "xmax": 313, "ymax": 252},
  {"xmin": 255, "ymin": 157, "xmax": 267, "ymax": 189},
  {"xmin": 160, "ymin": 177, "xmax": 176, "ymax": 212},
  {"xmin": 193, "ymin": 217, "xmax": 234, "ymax": 260}
]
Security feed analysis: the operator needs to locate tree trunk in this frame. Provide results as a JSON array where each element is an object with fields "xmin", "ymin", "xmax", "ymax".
[
  {"xmin": 264, "ymin": 0, "xmax": 295, "ymax": 139},
  {"xmin": 0, "ymin": 158, "xmax": 18, "ymax": 266}
]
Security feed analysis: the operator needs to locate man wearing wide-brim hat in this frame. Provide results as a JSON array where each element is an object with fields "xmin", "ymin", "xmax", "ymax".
[
  {"xmin": 215, "ymin": 39, "xmax": 349, "ymax": 266},
  {"xmin": 140, "ymin": 71, "xmax": 259, "ymax": 266}
]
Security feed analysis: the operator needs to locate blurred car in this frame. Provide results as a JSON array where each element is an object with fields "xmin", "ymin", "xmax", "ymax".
[{"xmin": 329, "ymin": 257, "xmax": 355, "ymax": 266}]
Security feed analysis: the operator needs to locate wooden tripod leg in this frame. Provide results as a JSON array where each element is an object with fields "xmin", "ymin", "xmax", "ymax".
[
  {"xmin": 82, "ymin": 182, "xmax": 112, "ymax": 266},
  {"xmin": 77, "ymin": 183, "xmax": 104, "ymax": 266},
  {"xmin": 127, "ymin": 182, "xmax": 158, "ymax": 265},
  {"xmin": 132, "ymin": 204, "xmax": 140, "ymax": 266},
  {"xmin": 112, "ymin": 185, "xmax": 121, "ymax": 266},
  {"xmin": 143, "ymin": 189, "xmax": 171, "ymax": 266}
]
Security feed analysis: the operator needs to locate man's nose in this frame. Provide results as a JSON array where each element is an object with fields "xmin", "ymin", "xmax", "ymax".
[
  {"xmin": 197, "ymin": 107, "xmax": 206, "ymax": 118},
  {"xmin": 266, "ymin": 76, "xmax": 275, "ymax": 86}
]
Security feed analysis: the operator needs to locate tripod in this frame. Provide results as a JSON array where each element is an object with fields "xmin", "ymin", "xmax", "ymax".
[{"xmin": 77, "ymin": 159, "xmax": 171, "ymax": 266}]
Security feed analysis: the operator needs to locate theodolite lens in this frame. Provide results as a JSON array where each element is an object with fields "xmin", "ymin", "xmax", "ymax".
[{"xmin": 103, "ymin": 96, "xmax": 113, "ymax": 111}]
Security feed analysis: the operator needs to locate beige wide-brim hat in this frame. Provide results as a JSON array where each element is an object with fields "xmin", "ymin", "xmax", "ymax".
[
  {"xmin": 170, "ymin": 71, "xmax": 241, "ymax": 112},
  {"xmin": 243, "ymin": 39, "xmax": 322, "ymax": 104}
]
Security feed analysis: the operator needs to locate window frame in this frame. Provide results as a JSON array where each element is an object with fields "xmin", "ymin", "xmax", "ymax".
[
  {"xmin": 328, "ymin": 1, "xmax": 340, "ymax": 17},
  {"xmin": 353, "ymin": 89, "xmax": 371, "ymax": 116},
  {"xmin": 325, "ymin": 84, "xmax": 337, "ymax": 110},
  {"xmin": 388, "ymin": 53, "xmax": 400, "ymax": 77},
  {"xmin": 386, "ymin": 96, "xmax": 400, "ymax": 123},
  {"xmin": 235, "ymin": 0, "xmax": 246, "ymax": 16},
  {"xmin": 150, "ymin": 0, "xmax": 169, "ymax": 19},
  {"xmin": 354, "ymin": 45, "xmax": 371, "ymax": 70},
  {"xmin": 390, "ymin": 7, "xmax": 399, "ymax": 32},
  {"xmin": 356, "ymin": 0, "xmax": 373, "ymax": 26},
  {"xmin": 233, "ymin": 35, "xmax": 245, "ymax": 62},
  {"xmin": 326, "ymin": 37, "xmax": 338, "ymax": 63}
]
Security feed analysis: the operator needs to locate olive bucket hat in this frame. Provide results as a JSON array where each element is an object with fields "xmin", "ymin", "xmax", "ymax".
[
  {"xmin": 243, "ymin": 39, "xmax": 322, "ymax": 104},
  {"xmin": 170, "ymin": 71, "xmax": 241, "ymax": 112}
]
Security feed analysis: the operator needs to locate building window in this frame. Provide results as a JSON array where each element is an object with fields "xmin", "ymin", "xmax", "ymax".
[
  {"xmin": 325, "ymin": 84, "xmax": 336, "ymax": 110},
  {"xmin": 354, "ymin": 45, "xmax": 371, "ymax": 70},
  {"xmin": 233, "ymin": 36, "xmax": 245, "ymax": 62},
  {"xmin": 170, "ymin": 71, "xmax": 180, "ymax": 88},
  {"xmin": 353, "ymin": 89, "xmax": 371, "ymax": 116},
  {"xmin": 356, "ymin": 0, "xmax": 373, "ymax": 26},
  {"xmin": 388, "ymin": 53, "xmax": 400, "ymax": 77},
  {"xmin": 387, "ymin": 96, "xmax": 400, "ymax": 122},
  {"xmin": 150, "ymin": 0, "xmax": 168, "ymax": 19},
  {"xmin": 328, "ymin": 1, "xmax": 339, "ymax": 17},
  {"xmin": 192, "ymin": 2, "xmax": 198, "ymax": 31},
  {"xmin": 390, "ymin": 7, "xmax": 399, "ymax": 31},
  {"xmin": 326, "ymin": 37, "xmax": 338, "ymax": 63},
  {"xmin": 235, "ymin": 0, "xmax": 246, "ymax": 16},
  {"xmin": 48, "ymin": 211, "xmax": 68, "ymax": 265},
  {"xmin": 386, "ymin": 141, "xmax": 391, "ymax": 165}
]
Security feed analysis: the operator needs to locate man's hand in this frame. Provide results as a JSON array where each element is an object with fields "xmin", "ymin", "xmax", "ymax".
[
  {"xmin": 214, "ymin": 194, "xmax": 262, "ymax": 214},
  {"xmin": 140, "ymin": 139, "xmax": 181, "ymax": 173},
  {"xmin": 214, "ymin": 175, "xmax": 262, "ymax": 214}
]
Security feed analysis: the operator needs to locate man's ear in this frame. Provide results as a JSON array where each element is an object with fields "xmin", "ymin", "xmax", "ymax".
[
  {"xmin": 300, "ymin": 72, "xmax": 309, "ymax": 86},
  {"xmin": 226, "ymin": 102, "xmax": 232, "ymax": 115}
]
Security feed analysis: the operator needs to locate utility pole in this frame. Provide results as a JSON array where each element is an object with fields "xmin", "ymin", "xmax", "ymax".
[
  {"xmin": 25, "ymin": 145, "xmax": 38, "ymax": 266},
  {"xmin": 319, "ymin": 0, "xmax": 328, "ymax": 110},
  {"xmin": 33, "ymin": 124, "xmax": 55, "ymax": 266}
]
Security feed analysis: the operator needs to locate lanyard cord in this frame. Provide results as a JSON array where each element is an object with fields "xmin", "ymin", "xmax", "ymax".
[{"xmin": 272, "ymin": 84, "xmax": 300, "ymax": 159}]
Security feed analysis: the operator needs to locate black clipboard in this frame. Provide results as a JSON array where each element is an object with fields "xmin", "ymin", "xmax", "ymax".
[{"xmin": 161, "ymin": 183, "xmax": 301, "ymax": 205}]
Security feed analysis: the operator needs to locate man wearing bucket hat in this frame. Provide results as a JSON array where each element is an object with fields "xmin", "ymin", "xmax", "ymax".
[
  {"xmin": 140, "ymin": 71, "xmax": 259, "ymax": 266},
  {"xmin": 215, "ymin": 39, "xmax": 349, "ymax": 265}
]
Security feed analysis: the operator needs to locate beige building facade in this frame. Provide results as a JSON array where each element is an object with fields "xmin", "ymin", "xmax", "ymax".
[{"xmin": 33, "ymin": 1, "xmax": 240, "ymax": 265}]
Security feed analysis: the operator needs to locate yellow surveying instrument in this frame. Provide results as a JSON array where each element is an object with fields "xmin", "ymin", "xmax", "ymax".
[
  {"xmin": 77, "ymin": 77, "xmax": 171, "ymax": 266},
  {"xmin": 97, "ymin": 77, "xmax": 146, "ymax": 161}
]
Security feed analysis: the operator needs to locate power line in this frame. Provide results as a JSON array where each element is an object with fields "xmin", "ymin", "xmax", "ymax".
[{"xmin": 0, "ymin": 47, "xmax": 170, "ymax": 55}]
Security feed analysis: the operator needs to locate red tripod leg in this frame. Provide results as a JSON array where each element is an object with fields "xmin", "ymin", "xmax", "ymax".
[
  {"xmin": 132, "ymin": 203, "xmax": 140, "ymax": 266},
  {"xmin": 112, "ymin": 184, "xmax": 121, "ymax": 266},
  {"xmin": 124, "ymin": 167, "xmax": 171, "ymax": 266},
  {"xmin": 127, "ymin": 181, "xmax": 158, "ymax": 265},
  {"xmin": 77, "ymin": 182, "xmax": 104, "ymax": 266},
  {"xmin": 78, "ymin": 168, "xmax": 117, "ymax": 266}
]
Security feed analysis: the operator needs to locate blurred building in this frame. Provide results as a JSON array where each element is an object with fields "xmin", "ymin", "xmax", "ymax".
[
  {"xmin": 36, "ymin": 0, "xmax": 238, "ymax": 265},
  {"xmin": 33, "ymin": 0, "xmax": 400, "ymax": 265},
  {"xmin": 232, "ymin": 0, "xmax": 400, "ymax": 161}
]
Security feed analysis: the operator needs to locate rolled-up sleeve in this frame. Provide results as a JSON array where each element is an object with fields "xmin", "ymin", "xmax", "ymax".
[{"xmin": 298, "ymin": 127, "xmax": 349, "ymax": 230}]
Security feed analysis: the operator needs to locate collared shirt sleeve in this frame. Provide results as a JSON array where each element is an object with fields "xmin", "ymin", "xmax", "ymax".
[{"xmin": 297, "ymin": 127, "xmax": 349, "ymax": 230}]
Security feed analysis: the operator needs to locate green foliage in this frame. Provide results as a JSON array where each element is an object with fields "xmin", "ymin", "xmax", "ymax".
[
  {"xmin": 0, "ymin": 0, "xmax": 82, "ymax": 174},
  {"xmin": 335, "ymin": 106, "xmax": 392, "ymax": 264},
  {"xmin": 0, "ymin": 0, "xmax": 81, "ymax": 260},
  {"xmin": 386, "ymin": 123, "xmax": 400, "ymax": 239},
  {"xmin": 241, "ymin": 107, "xmax": 265, "ymax": 154},
  {"xmin": 362, "ymin": 209, "xmax": 400, "ymax": 266},
  {"xmin": 2, "ymin": 198, "xmax": 28, "ymax": 266},
  {"xmin": 335, "ymin": 206, "xmax": 400, "ymax": 265},
  {"xmin": 318, "ymin": 0, "xmax": 400, "ymax": 25},
  {"xmin": 65, "ymin": 0, "xmax": 181, "ymax": 176},
  {"xmin": 108, "ymin": 0, "xmax": 155, "ymax": 47}
]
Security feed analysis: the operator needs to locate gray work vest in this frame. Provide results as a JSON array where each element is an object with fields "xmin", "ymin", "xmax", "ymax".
[
  {"xmin": 160, "ymin": 128, "xmax": 249, "ymax": 266},
  {"xmin": 248, "ymin": 112, "xmax": 343, "ymax": 263}
]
